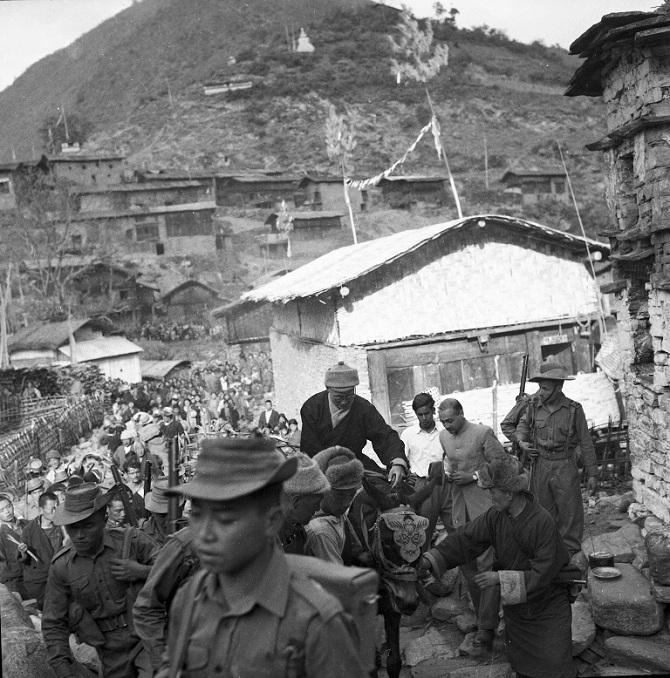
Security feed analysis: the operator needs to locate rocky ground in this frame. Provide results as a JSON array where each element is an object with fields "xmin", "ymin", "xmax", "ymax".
[{"xmin": 378, "ymin": 482, "xmax": 670, "ymax": 678}]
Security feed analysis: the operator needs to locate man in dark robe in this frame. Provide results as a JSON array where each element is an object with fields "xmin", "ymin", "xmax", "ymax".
[
  {"xmin": 300, "ymin": 361, "xmax": 408, "ymax": 485},
  {"xmin": 418, "ymin": 456, "xmax": 575, "ymax": 678}
]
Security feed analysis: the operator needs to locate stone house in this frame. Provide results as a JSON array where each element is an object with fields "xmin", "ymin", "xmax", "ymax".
[
  {"xmin": 377, "ymin": 175, "xmax": 448, "ymax": 208},
  {"xmin": 567, "ymin": 9, "xmax": 670, "ymax": 521},
  {"xmin": 48, "ymin": 154, "xmax": 126, "ymax": 187},
  {"xmin": 215, "ymin": 174, "xmax": 299, "ymax": 209},
  {"xmin": 72, "ymin": 180, "xmax": 210, "ymax": 213},
  {"xmin": 297, "ymin": 175, "xmax": 368, "ymax": 212},
  {"xmin": 501, "ymin": 166, "xmax": 569, "ymax": 205},
  {"xmin": 66, "ymin": 202, "xmax": 217, "ymax": 256},
  {"xmin": 242, "ymin": 214, "xmax": 609, "ymax": 423}
]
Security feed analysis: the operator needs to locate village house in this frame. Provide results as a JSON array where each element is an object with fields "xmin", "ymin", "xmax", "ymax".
[
  {"xmin": 140, "ymin": 359, "xmax": 191, "ymax": 381},
  {"xmin": 161, "ymin": 279, "xmax": 224, "ymax": 321},
  {"xmin": 500, "ymin": 165, "xmax": 570, "ymax": 205},
  {"xmin": 71, "ymin": 180, "xmax": 211, "ymax": 213},
  {"xmin": 215, "ymin": 174, "xmax": 299, "ymax": 209},
  {"xmin": 567, "ymin": 9, "xmax": 670, "ymax": 521},
  {"xmin": 8, "ymin": 318, "xmax": 143, "ymax": 383},
  {"xmin": 48, "ymin": 153, "xmax": 126, "ymax": 187},
  {"xmin": 0, "ymin": 156, "xmax": 50, "ymax": 208},
  {"xmin": 297, "ymin": 175, "xmax": 368, "ymax": 212},
  {"xmin": 377, "ymin": 175, "xmax": 448, "ymax": 208},
  {"xmin": 66, "ymin": 202, "xmax": 217, "ymax": 256},
  {"xmin": 260, "ymin": 210, "xmax": 347, "ymax": 258},
  {"xmin": 242, "ymin": 214, "xmax": 609, "ymax": 425}
]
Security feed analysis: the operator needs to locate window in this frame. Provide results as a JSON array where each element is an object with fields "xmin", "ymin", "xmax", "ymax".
[
  {"xmin": 0, "ymin": 181, "xmax": 10, "ymax": 194},
  {"xmin": 135, "ymin": 222, "xmax": 159, "ymax": 241},
  {"xmin": 165, "ymin": 210, "xmax": 212, "ymax": 237},
  {"xmin": 119, "ymin": 289, "xmax": 129, "ymax": 300},
  {"xmin": 553, "ymin": 180, "xmax": 565, "ymax": 194},
  {"xmin": 125, "ymin": 229, "xmax": 134, "ymax": 240},
  {"xmin": 156, "ymin": 242, "xmax": 165, "ymax": 255},
  {"xmin": 71, "ymin": 234, "xmax": 82, "ymax": 250}
]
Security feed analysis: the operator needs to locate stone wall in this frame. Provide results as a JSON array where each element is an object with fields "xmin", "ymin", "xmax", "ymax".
[{"xmin": 597, "ymin": 38, "xmax": 670, "ymax": 522}]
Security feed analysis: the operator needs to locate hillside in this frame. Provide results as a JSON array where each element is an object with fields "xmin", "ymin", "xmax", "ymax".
[{"xmin": 0, "ymin": 0, "xmax": 609, "ymax": 232}]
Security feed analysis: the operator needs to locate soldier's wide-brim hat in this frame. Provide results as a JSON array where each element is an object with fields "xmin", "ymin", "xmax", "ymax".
[
  {"xmin": 25, "ymin": 477, "xmax": 44, "ymax": 493},
  {"xmin": 145, "ymin": 477, "xmax": 183, "ymax": 513},
  {"xmin": 528, "ymin": 361, "xmax": 575, "ymax": 382},
  {"xmin": 53, "ymin": 482, "xmax": 113, "ymax": 525},
  {"xmin": 167, "ymin": 436, "xmax": 297, "ymax": 502}
]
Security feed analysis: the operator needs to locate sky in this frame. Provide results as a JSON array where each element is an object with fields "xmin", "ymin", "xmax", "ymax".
[{"xmin": 0, "ymin": 0, "xmax": 661, "ymax": 93}]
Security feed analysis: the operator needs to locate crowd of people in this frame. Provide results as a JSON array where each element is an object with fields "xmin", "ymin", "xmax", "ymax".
[
  {"xmin": 0, "ymin": 357, "xmax": 600, "ymax": 678},
  {"xmin": 135, "ymin": 320, "xmax": 215, "ymax": 342}
]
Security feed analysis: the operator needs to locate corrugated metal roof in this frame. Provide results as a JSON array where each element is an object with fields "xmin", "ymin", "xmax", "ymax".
[
  {"xmin": 59, "ymin": 336, "xmax": 143, "ymax": 361},
  {"xmin": 140, "ymin": 359, "xmax": 191, "ymax": 379},
  {"xmin": 242, "ymin": 214, "xmax": 609, "ymax": 303}
]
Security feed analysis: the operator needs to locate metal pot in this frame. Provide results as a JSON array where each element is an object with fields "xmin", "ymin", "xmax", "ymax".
[{"xmin": 589, "ymin": 552, "xmax": 614, "ymax": 569}]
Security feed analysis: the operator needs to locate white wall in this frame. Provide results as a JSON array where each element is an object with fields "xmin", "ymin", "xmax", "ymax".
[
  {"xmin": 336, "ymin": 240, "xmax": 601, "ymax": 346},
  {"xmin": 92, "ymin": 354, "xmax": 142, "ymax": 383}
]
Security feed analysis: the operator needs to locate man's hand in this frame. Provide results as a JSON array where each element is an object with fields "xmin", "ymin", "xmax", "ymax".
[
  {"xmin": 388, "ymin": 464, "xmax": 406, "ymax": 488},
  {"xmin": 450, "ymin": 471, "xmax": 476, "ymax": 486},
  {"xmin": 587, "ymin": 475, "xmax": 598, "ymax": 495},
  {"xmin": 110, "ymin": 557, "xmax": 148, "ymax": 582},
  {"xmin": 416, "ymin": 555, "xmax": 433, "ymax": 584},
  {"xmin": 473, "ymin": 571, "xmax": 500, "ymax": 589}
]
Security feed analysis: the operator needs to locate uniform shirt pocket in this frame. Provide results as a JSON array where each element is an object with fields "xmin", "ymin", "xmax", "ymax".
[{"xmin": 71, "ymin": 574, "xmax": 98, "ymax": 610}]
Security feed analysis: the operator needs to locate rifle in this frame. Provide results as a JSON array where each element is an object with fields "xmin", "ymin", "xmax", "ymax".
[
  {"xmin": 110, "ymin": 463, "xmax": 138, "ymax": 527},
  {"xmin": 512, "ymin": 353, "xmax": 530, "ymax": 459},
  {"xmin": 167, "ymin": 437, "xmax": 179, "ymax": 535}
]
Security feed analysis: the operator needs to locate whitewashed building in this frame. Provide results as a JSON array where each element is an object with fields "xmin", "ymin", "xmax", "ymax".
[{"xmin": 242, "ymin": 214, "xmax": 610, "ymax": 425}]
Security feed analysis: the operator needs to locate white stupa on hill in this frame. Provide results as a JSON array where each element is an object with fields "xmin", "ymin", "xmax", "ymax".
[{"xmin": 296, "ymin": 27, "xmax": 315, "ymax": 53}]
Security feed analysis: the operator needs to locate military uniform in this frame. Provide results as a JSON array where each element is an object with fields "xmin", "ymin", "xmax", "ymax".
[
  {"xmin": 516, "ymin": 364, "xmax": 597, "ymax": 557},
  {"xmin": 0, "ymin": 518, "xmax": 28, "ymax": 597},
  {"xmin": 42, "ymin": 527, "xmax": 157, "ymax": 678},
  {"xmin": 133, "ymin": 526, "xmax": 200, "ymax": 670},
  {"xmin": 158, "ymin": 546, "xmax": 366, "ymax": 678}
]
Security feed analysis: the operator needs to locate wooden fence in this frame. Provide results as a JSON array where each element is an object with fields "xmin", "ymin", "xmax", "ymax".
[
  {"xmin": 0, "ymin": 395, "xmax": 71, "ymax": 434},
  {"xmin": 0, "ymin": 395, "xmax": 106, "ymax": 492}
]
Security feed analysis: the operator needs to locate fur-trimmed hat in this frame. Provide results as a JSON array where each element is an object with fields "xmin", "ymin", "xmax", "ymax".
[
  {"xmin": 478, "ymin": 456, "xmax": 528, "ymax": 493},
  {"xmin": 283, "ymin": 453, "xmax": 330, "ymax": 496},
  {"xmin": 313, "ymin": 446, "xmax": 364, "ymax": 490}
]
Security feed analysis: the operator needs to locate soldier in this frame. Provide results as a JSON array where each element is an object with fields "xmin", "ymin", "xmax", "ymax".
[
  {"xmin": 157, "ymin": 436, "xmax": 367, "ymax": 677},
  {"xmin": 516, "ymin": 361, "xmax": 598, "ymax": 557},
  {"xmin": 140, "ymin": 477, "xmax": 178, "ymax": 546},
  {"xmin": 300, "ymin": 361, "xmax": 408, "ymax": 486},
  {"xmin": 279, "ymin": 452, "xmax": 331, "ymax": 555},
  {"xmin": 42, "ymin": 483, "xmax": 158, "ymax": 678},
  {"xmin": 133, "ymin": 525, "xmax": 200, "ymax": 672}
]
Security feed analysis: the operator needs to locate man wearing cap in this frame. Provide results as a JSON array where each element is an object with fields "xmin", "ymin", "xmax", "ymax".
[
  {"xmin": 417, "ymin": 457, "xmax": 575, "ymax": 678},
  {"xmin": 139, "ymin": 478, "xmax": 175, "ymax": 547},
  {"xmin": 0, "ymin": 493, "xmax": 28, "ymax": 597},
  {"xmin": 516, "ymin": 360, "xmax": 598, "ymax": 557},
  {"xmin": 300, "ymin": 361, "xmax": 409, "ymax": 485},
  {"xmin": 42, "ymin": 483, "xmax": 158, "ymax": 678},
  {"xmin": 438, "ymin": 397, "xmax": 505, "ymax": 650},
  {"xmin": 18, "ymin": 491, "xmax": 64, "ymax": 608},
  {"xmin": 280, "ymin": 452, "xmax": 331, "ymax": 555},
  {"xmin": 306, "ymin": 446, "xmax": 364, "ymax": 564},
  {"xmin": 157, "ymin": 436, "xmax": 367, "ymax": 678}
]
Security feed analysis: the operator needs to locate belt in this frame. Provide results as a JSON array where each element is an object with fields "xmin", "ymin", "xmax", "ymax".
[
  {"xmin": 97, "ymin": 613, "xmax": 129, "ymax": 632},
  {"xmin": 536, "ymin": 447, "xmax": 571, "ymax": 461}
]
